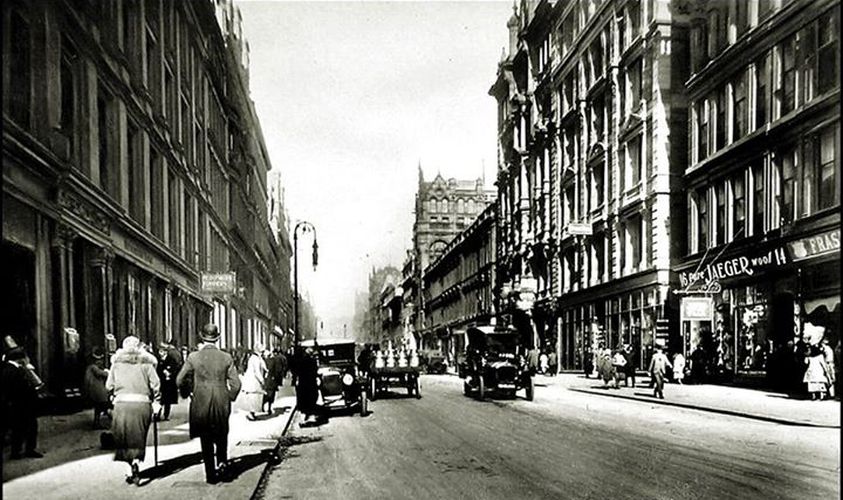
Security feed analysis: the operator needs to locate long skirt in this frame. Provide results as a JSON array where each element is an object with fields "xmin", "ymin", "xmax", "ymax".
[
  {"xmin": 112, "ymin": 401, "xmax": 151, "ymax": 463},
  {"xmin": 241, "ymin": 392, "xmax": 264, "ymax": 413}
]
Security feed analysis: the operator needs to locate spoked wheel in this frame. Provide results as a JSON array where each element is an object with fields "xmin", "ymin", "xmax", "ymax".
[
  {"xmin": 369, "ymin": 377, "xmax": 377, "ymax": 401},
  {"xmin": 407, "ymin": 374, "xmax": 414, "ymax": 397},
  {"xmin": 360, "ymin": 390, "xmax": 368, "ymax": 416},
  {"xmin": 477, "ymin": 376, "xmax": 485, "ymax": 400},
  {"xmin": 414, "ymin": 376, "xmax": 421, "ymax": 399},
  {"xmin": 525, "ymin": 376, "xmax": 535, "ymax": 401}
]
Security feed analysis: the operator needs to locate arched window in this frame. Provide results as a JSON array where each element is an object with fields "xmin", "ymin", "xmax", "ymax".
[
  {"xmin": 440, "ymin": 199, "xmax": 448, "ymax": 213},
  {"xmin": 468, "ymin": 199, "xmax": 476, "ymax": 213},
  {"xmin": 457, "ymin": 199, "xmax": 465, "ymax": 213},
  {"xmin": 429, "ymin": 198, "xmax": 437, "ymax": 213}
]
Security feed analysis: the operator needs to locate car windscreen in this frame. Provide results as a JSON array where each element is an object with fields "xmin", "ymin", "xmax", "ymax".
[
  {"xmin": 317, "ymin": 343, "xmax": 356, "ymax": 365},
  {"xmin": 485, "ymin": 334, "xmax": 519, "ymax": 355}
]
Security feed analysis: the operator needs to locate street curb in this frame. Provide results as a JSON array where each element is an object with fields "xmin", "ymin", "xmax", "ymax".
[
  {"xmin": 568, "ymin": 388, "xmax": 841, "ymax": 428},
  {"xmin": 249, "ymin": 403, "xmax": 298, "ymax": 500}
]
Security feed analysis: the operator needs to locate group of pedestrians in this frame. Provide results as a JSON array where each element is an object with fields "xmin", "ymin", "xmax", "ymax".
[
  {"xmin": 594, "ymin": 344, "xmax": 637, "ymax": 389},
  {"xmin": 240, "ymin": 345, "xmax": 288, "ymax": 421}
]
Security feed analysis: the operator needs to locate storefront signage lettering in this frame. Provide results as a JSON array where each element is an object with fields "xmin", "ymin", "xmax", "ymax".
[
  {"xmin": 679, "ymin": 247, "xmax": 788, "ymax": 289},
  {"xmin": 200, "ymin": 272, "xmax": 237, "ymax": 294},
  {"xmin": 787, "ymin": 229, "xmax": 840, "ymax": 262},
  {"xmin": 681, "ymin": 297, "xmax": 713, "ymax": 320}
]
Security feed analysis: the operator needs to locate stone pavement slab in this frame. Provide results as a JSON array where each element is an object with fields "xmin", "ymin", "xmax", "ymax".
[
  {"xmin": 2, "ymin": 386, "xmax": 296, "ymax": 500},
  {"xmin": 538, "ymin": 373, "xmax": 840, "ymax": 428}
]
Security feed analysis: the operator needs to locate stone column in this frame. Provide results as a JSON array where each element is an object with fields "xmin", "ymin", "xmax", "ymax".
[{"xmin": 89, "ymin": 247, "xmax": 114, "ymax": 354}]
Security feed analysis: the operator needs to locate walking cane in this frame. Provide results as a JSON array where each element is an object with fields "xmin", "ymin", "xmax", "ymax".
[{"xmin": 153, "ymin": 411, "xmax": 159, "ymax": 467}]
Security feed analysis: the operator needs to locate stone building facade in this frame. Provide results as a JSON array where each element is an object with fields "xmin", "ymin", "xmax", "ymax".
[
  {"xmin": 491, "ymin": 0, "xmax": 691, "ymax": 369},
  {"xmin": 677, "ymin": 0, "xmax": 840, "ymax": 387},
  {"xmin": 422, "ymin": 202, "xmax": 498, "ymax": 366},
  {"xmin": 1, "ymin": 0, "xmax": 290, "ymax": 401}
]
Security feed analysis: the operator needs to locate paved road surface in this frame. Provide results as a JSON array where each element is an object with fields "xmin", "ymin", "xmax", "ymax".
[{"xmin": 258, "ymin": 375, "xmax": 839, "ymax": 500}]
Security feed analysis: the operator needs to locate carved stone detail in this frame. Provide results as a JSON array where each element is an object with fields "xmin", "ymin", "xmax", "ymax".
[{"xmin": 57, "ymin": 190, "xmax": 111, "ymax": 235}]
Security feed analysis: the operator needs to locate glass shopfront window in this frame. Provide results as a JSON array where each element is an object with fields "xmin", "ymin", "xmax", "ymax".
[{"xmin": 733, "ymin": 286, "xmax": 769, "ymax": 374}]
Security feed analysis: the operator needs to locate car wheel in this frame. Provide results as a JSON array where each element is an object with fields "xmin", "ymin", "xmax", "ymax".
[
  {"xmin": 360, "ymin": 390, "xmax": 368, "ymax": 416},
  {"xmin": 369, "ymin": 378, "xmax": 377, "ymax": 401},
  {"xmin": 478, "ymin": 376, "xmax": 485, "ymax": 400},
  {"xmin": 525, "ymin": 376, "xmax": 534, "ymax": 401},
  {"xmin": 414, "ymin": 377, "xmax": 421, "ymax": 399},
  {"xmin": 463, "ymin": 381, "xmax": 471, "ymax": 396}
]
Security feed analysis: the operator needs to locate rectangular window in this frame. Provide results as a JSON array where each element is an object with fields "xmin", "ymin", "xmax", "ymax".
[
  {"xmin": 150, "ymin": 152, "xmax": 164, "ymax": 239},
  {"xmin": 817, "ymin": 126, "xmax": 839, "ymax": 210},
  {"xmin": 97, "ymin": 86, "xmax": 117, "ymax": 199},
  {"xmin": 756, "ymin": 54, "xmax": 770, "ymax": 128},
  {"xmin": 565, "ymin": 185, "xmax": 575, "ymax": 224},
  {"xmin": 733, "ymin": 173, "xmax": 746, "ymax": 238},
  {"xmin": 628, "ymin": 136, "xmax": 642, "ymax": 186},
  {"xmin": 779, "ymin": 148, "xmax": 796, "ymax": 224},
  {"xmin": 800, "ymin": 22, "xmax": 817, "ymax": 104},
  {"xmin": 626, "ymin": 59, "xmax": 642, "ymax": 116},
  {"xmin": 593, "ymin": 163, "xmax": 604, "ymax": 208},
  {"xmin": 593, "ymin": 232, "xmax": 605, "ymax": 284},
  {"xmin": 733, "ymin": 72, "xmax": 747, "ymax": 140},
  {"xmin": 716, "ymin": 87, "xmax": 726, "ymax": 149},
  {"xmin": 781, "ymin": 36, "xmax": 796, "ymax": 115},
  {"xmin": 60, "ymin": 37, "xmax": 76, "ymax": 132},
  {"xmin": 698, "ymin": 99, "xmax": 709, "ymax": 160},
  {"xmin": 127, "ymin": 122, "xmax": 144, "ymax": 222},
  {"xmin": 8, "ymin": 12, "xmax": 31, "ymax": 125},
  {"xmin": 697, "ymin": 188, "xmax": 708, "ymax": 250},
  {"xmin": 185, "ymin": 194, "xmax": 195, "ymax": 265},
  {"xmin": 146, "ymin": 30, "xmax": 161, "ymax": 108},
  {"xmin": 818, "ymin": 11, "xmax": 840, "ymax": 94},
  {"xmin": 716, "ymin": 182, "xmax": 726, "ymax": 245},
  {"xmin": 629, "ymin": 215, "xmax": 642, "ymax": 272},
  {"xmin": 752, "ymin": 163, "xmax": 764, "ymax": 235},
  {"xmin": 168, "ymin": 169, "xmax": 180, "ymax": 252}
]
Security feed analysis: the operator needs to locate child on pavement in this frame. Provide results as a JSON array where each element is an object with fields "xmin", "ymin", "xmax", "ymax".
[{"xmin": 648, "ymin": 347, "xmax": 672, "ymax": 399}]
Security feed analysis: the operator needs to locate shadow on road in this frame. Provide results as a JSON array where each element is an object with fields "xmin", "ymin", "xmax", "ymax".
[{"xmin": 250, "ymin": 406, "xmax": 292, "ymax": 421}]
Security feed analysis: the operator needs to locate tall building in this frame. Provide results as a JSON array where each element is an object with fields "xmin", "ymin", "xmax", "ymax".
[
  {"xmin": 409, "ymin": 166, "xmax": 496, "ymax": 347},
  {"xmin": 2, "ymin": 0, "xmax": 289, "ymax": 402},
  {"xmin": 422, "ymin": 201, "xmax": 498, "ymax": 365},
  {"xmin": 677, "ymin": 0, "xmax": 840, "ymax": 387},
  {"xmin": 491, "ymin": 0, "xmax": 691, "ymax": 369}
]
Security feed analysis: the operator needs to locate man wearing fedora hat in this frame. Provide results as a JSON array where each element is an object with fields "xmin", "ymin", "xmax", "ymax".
[{"xmin": 176, "ymin": 323, "xmax": 241, "ymax": 484}]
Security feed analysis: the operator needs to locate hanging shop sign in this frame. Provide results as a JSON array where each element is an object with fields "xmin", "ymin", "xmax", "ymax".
[
  {"xmin": 679, "ymin": 247, "xmax": 788, "ymax": 291},
  {"xmin": 200, "ymin": 272, "xmax": 237, "ymax": 294},
  {"xmin": 787, "ymin": 228, "xmax": 840, "ymax": 262},
  {"xmin": 566, "ymin": 223, "xmax": 593, "ymax": 236},
  {"xmin": 680, "ymin": 297, "xmax": 713, "ymax": 320}
]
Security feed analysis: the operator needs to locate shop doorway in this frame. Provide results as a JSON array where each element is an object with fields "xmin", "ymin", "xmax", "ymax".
[{"xmin": 1, "ymin": 241, "xmax": 36, "ymax": 355}]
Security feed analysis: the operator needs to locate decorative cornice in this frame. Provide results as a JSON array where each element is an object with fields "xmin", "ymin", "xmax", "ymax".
[{"xmin": 57, "ymin": 189, "xmax": 111, "ymax": 235}]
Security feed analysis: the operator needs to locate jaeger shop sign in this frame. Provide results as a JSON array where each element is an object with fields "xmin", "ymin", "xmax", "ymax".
[
  {"xmin": 679, "ymin": 247, "xmax": 789, "ymax": 289},
  {"xmin": 787, "ymin": 229, "xmax": 840, "ymax": 262}
]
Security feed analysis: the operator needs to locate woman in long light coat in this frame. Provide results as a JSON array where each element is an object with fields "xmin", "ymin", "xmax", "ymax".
[
  {"xmin": 240, "ymin": 345, "xmax": 267, "ymax": 420},
  {"xmin": 106, "ymin": 336, "xmax": 161, "ymax": 485}
]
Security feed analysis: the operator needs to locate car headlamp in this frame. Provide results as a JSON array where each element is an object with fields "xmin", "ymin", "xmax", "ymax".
[{"xmin": 342, "ymin": 373, "xmax": 354, "ymax": 386}]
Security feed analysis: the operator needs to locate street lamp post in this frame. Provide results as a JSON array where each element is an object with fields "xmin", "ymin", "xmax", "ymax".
[{"xmin": 293, "ymin": 221, "xmax": 318, "ymax": 353}]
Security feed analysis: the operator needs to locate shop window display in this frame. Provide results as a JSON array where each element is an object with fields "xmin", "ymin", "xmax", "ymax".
[{"xmin": 736, "ymin": 304, "xmax": 769, "ymax": 372}]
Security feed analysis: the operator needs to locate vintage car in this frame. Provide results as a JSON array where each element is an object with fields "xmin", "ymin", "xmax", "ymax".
[
  {"xmin": 458, "ymin": 326, "xmax": 534, "ymax": 401},
  {"xmin": 300, "ymin": 338, "xmax": 368, "ymax": 416},
  {"xmin": 419, "ymin": 349, "xmax": 447, "ymax": 374}
]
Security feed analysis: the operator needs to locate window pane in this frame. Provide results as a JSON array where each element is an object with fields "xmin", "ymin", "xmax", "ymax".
[{"xmin": 818, "ymin": 128, "xmax": 838, "ymax": 209}]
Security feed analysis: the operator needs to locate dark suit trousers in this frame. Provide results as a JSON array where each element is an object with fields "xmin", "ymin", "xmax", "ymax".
[
  {"xmin": 199, "ymin": 434, "xmax": 228, "ymax": 479},
  {"xmin": 8, "ymin": 408, "xmax": 38, "ymax": 454}
]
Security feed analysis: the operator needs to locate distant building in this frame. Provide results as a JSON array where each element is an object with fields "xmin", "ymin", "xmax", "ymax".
[
  {"xmin": 359, "ymin": 266, "xmax": 400, "ymax": 345},
  {"xmin": 422, "ymin": 202, "xmax": 498, "ymax": 367}
]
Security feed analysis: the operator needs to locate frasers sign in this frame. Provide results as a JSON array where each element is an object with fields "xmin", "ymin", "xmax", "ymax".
[{"xmin": 679, "ymin": 247, "xmax": 788, "ymax": 288}]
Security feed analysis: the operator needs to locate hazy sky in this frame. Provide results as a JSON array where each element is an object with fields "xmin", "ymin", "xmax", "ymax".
[{"xmin": 237, "ymin": 0, "xmax": 511, "ymax": 334}]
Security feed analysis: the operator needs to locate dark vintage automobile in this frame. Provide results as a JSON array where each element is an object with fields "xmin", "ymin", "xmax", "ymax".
[
  {"xmin": 458, "ymin": 326, "xmax": 534, "ymax": 401},
  {"xmin": 301, "ymin": 338, "xmax": 368, "ymax": 416}
]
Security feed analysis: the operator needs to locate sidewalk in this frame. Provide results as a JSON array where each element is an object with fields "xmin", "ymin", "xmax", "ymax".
[
  {"xmin": 537, "ymin": 373, "xmax": 840, "ymax": 428},
  {"xmin": 2, "ymin": 385, "xmax": 297, "ymax": 500}
]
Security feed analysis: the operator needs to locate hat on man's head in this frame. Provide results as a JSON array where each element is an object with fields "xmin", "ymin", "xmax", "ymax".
[
  {"xmin": 91, "ymin": 346, "xmax": 105, "ymax": 360},
  {"xmin": 200, "ymin": 324, "xmax": 220, "ymax": 342},
  {"xmin": 3, "ymin": 335, "xmax": 25, "ymax": 360}
]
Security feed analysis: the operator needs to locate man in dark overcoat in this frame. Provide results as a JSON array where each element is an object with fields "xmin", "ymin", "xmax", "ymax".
[
  {"xmin": 2, "ymin": 345, "xmax": 43, "ymax": 458},
  {"xmin": 176, "ymin": 324, "xmax": 241, "ymax": 484}
]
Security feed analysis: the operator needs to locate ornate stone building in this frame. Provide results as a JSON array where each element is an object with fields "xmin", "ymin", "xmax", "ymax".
[
  {"xmin": 422, "ymin": 202, "xmax": 498, "ymax": 366},
  {"xmin": 491, "ymin": 0, "xmax": 691, "ymax": 369},
  {"xmin": 1, "ymin": 0, "xmax": 290, "ymax": 401}
]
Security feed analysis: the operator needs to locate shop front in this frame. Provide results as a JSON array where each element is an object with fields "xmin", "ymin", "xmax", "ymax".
[
  {"xmin": 677, "ymin": 228, "xmax": 840, "ymax": 388},
  {"xmin": 557, "ymin": 277, "xmax": 672, "ymax": 372}
]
